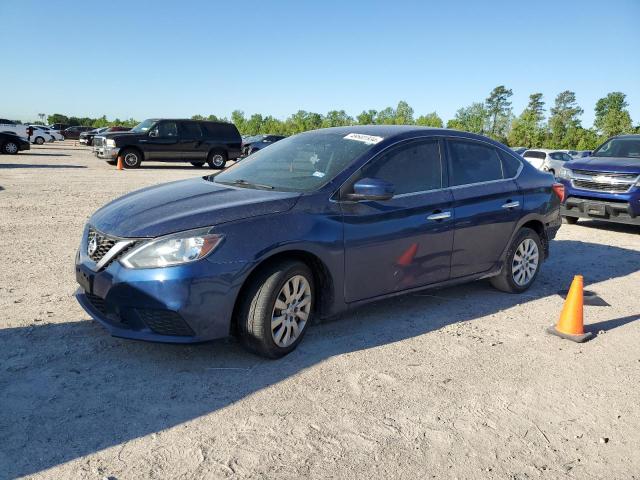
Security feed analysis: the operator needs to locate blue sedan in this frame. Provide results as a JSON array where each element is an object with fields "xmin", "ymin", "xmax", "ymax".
[{"xmin": 75, "ymin": 126, "xmax": 562, "ymax": 357}]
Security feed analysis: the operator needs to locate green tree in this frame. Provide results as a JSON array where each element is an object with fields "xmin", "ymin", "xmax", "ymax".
[
  {"xmin": 376, "ymin": 107, "xmax": 396, "ymax": 125},
  {"xmin": 594, "ymin": 92, "xmax": 633, "ymax": 138},
  {"xmin": 447, "ymin": 102, "xmax": 488, "ymax": 134},
  {"xmin": 47, "ymin": 113, "xmax": 69, "ymax": 125},
  {"xmin": 508, "ymin": 93, "xmax": 546, "ymax": 147},
  {"xmin": 322, "ymin": 110, "xmax": 353, "ymax": 128},
  {"xmin": 485, "ymin": 85, "xmax": 513, "ymax": 140},
  {"xmin": 231, "ymin": 110, "xmax": 247, "ymax": 133},
  {"xmin": 548, "ymin": 90, "xmax": 583, "ymax": 148},
  {"xmin": 394, "ymin": 101, "xmax": 414, "ymax": 125},
  {"xmin": 575, "ymin": 128, "xmax": 600, "ymax": 150},
  {"xmin": 356, "ymin": 110, "xmax": 377, "ymax": 125},
  {"xmin": 415, "ymin": 112, "xmax": 443, "ymax": 128}
]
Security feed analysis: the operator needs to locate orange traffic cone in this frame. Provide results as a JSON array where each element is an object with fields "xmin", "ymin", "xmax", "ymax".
[
  {"xmin": 116, "ymin": 156, "xmax": 124, "ymax": 170},
  {"xmin": 547, "ymin": 275, "xmax": 593, "ymax": 342}
]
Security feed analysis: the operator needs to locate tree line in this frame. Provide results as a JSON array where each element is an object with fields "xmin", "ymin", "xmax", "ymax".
[{"xmin": 45, "ymin": 87, "xmax": 637, "ymax": 149}]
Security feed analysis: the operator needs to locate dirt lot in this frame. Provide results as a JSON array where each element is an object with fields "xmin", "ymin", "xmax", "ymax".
[{"xmin": 1, "ymin": 141, "xmax": 639, "ymax": 480}]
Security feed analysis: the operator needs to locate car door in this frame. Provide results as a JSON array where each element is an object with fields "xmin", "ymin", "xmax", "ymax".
[
  {"xmin": 446, "ymin": 138, "xmax": 523, "ymax": 278},
  {"xmin": 178, "ymin": 121, "xmax": 206, "ymax": 162},
  {"xmin": 341, "ymin": 138, "xmax": 454, "ymax": 303},
  {"xmin": 144, "ymin": 121, "xmax": 181, "ymax": 161}
]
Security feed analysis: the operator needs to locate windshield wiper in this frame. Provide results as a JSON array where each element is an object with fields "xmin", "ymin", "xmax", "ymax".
[{"xmin": 218, "ymin": 179, "xmax": 274, "ymax": 190}]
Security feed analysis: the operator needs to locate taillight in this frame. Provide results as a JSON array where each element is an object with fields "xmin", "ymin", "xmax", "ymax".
[{"xmin": 552, "ymin": 183, "xmax": 565, "ymax": 203}]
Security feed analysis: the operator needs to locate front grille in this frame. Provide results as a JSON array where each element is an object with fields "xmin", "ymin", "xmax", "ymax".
[
  {"xmin": 572, "ymin": 180, "xmax": 632, "ymax": 193},
  {"xmin": 93, "ymin": 136, "xmax": 104, "ymax": 148},
  {"xmin": 85, "ymin": 292, "xmax": 107, "ymax": 314},
  {"xmin": 87, "ymin": 227, "xmax": 117, "ymax": 263},
  {"xmin": 136, "ymin": 309, "xmax": 195, "ymax": 336},
  {"xmin": 572, "ymin": 169, "xmax": 638, "ymax": 180}
]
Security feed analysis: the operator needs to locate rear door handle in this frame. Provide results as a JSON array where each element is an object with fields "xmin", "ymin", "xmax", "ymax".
[
  {"xmin": 427, "ymin": 211, "xmax": 451, "ymax": 221},
  {"xmin": 501, "ymin": 201, "xmax": 520, "ymax": 209}
]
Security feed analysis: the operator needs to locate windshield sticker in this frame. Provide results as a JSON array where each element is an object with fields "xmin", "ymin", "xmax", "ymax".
[
  {"xmin": 344, "ymin": 133, "xmax": 384, "ymax": 145},
  {"xmin": 312, "ymin": 171, "xmax": 326, "ymax": 178}
]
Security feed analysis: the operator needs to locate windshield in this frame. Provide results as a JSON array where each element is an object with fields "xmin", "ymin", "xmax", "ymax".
[
  {"xmin": 130, "ymin": 119, "xmax": 156, "ymax": 133},
  {"xmin": 593, "ymin": 138, "xmax": 640, "ymax": 159},
  {"xmin": 243, "ymin": 135, "xmax": 264, "ymax": 143},
  {"xmin": 215, "ymin": 131, "xmax": 380, "ymax": 192}
]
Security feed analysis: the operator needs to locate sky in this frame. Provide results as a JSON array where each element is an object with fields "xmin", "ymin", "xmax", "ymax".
[{"xmin": 1, "ymin": 0, "xmax": 638, "ymax": 127}]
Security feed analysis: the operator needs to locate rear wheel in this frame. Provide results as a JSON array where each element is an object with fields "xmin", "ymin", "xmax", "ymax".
[
  {"xmin": 34, "ymin": 136, "xmax": 45, "ymax": 145},
  {"xmin": 121, "ymin": 148, "xmax": 142, "ymax": 168},
  {"xmin": 237, "ymin": 260, "xmax": 314, "ymax": 358},
  {"xmin": 207, "ymin": 150, "xmax": 227, "ymax": 169},
  {"xmin": 563, "ymin": 216, "xmax": 579, "ymax": 225},
  {"xmin": 490, "ymin": 227, "xmax": 542, "ymax": 293},
  {"xmin": 2, "ymin": 141, "xmax": 19, "ymax": 154}
]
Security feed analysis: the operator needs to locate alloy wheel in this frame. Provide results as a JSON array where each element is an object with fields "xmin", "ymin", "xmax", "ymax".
[
  {"xmin": 211, "ymin": 154, "xmax": 225, "ymax": 167},
  {"xmin": 124, "ymin": 153, "xmax": 139, "ymax": 167},
  {"xmin": 512, "ymin": 238, "xmax": 539, "ymax": 286},
  {"xmin": 5, "ymin": 142, "xmax": 18, "ymax": 154},
  {"xmin": 271, "ymin": 275, "xmax": 312, "ymax": 348}
]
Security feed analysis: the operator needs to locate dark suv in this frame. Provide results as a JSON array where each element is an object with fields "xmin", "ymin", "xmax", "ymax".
[
  {"xmin": 63, "ymin": 126, "xmax": 95, "ymax": 139},
  {"xmin": 94, "ymin": 118, "xmax": 242, "ymax": 169}
]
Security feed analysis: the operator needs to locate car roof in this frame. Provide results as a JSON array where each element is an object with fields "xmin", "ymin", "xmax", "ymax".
[{"xmin": 523, "ymin": 148, "xmax": 565, "ymax": 153}]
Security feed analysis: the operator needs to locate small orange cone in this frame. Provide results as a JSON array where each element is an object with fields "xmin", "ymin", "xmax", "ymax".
[
  {"xmin": 116, "ymin": 156, "xmax": 124, "ymax": 170},
  {"xmin": 547, "ymin": 275, "xmax": 593, "ymax": 342}
]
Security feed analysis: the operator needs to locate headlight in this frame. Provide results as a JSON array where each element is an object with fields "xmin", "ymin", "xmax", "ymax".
[
  {"xmin": 559, "ymin": 167, "xmax": 572, "ymax": 179},
  {"xmin": 120, "ymin": 228, "xmax": 223, "ymax": 269},
  {"xmin": 105, "ymin": 138, "xmax": 116, "ymax": 147}
]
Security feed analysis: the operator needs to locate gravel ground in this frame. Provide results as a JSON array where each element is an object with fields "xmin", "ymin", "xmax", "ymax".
[{"xmin": 1, "ymin": 142, "xmax": 639, "ymax": 480}]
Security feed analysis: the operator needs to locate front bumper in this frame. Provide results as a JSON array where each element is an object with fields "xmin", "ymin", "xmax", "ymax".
[
  {"xmin": 75, "ymin": 255, "xmax": 252, "ymax": 343},
  {"xmin": 559, "ymin": 179, "xmax": 640, "ymax": 225},
  {"xmin": 97, "ymin": 146, "xmax": 120, "ymax": 159},
  {"xmin": 18, "ymin": 142, "xmax": 30, "ymax": 152}
]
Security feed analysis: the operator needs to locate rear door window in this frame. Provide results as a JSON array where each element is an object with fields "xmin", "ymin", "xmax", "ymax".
[
  {"xmin": 447, "ymin": 140, "xmax": 503, "ymax": 186},
  {"xmin": 361, "ymin": 139, "xmax": 443, "ymax": 195},
  {"xmin": 498, "ymin": 150, "xmax": 522, "ymax": 178},
  {"xmin": 180, "ymin": 122, "xmax": 202, "ymax": 139}
]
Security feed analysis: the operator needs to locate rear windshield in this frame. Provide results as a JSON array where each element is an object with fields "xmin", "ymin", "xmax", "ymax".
[
  {"xmin": 523, "ymin": 151, "xmax": 546, "ymax": 159},
  {"xmin": 593, "ymin": 138, "xmax": 640, "ymax": 159}
]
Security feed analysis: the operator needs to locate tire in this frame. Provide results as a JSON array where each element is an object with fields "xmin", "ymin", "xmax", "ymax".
[
  {"xmin": 563, "ymin": 216, "xmax": 579, "ymax": 225},
  {"xmin": 2, "ymin": 141, "xmax": 19, "ymax": 154},
  {"xmin": 490, "ymin": 227, "xmax": 543, "ymax": 293},
  {"xmin": 34, "ymin": 136, "xmax": 45, "ymax": 145},
  {"xmin": 121, "ymin": 148, "xmax": 142, "ymax": 168},
  {"xmin": 237, "ymin": 260, "xmax": 315, "ymax": 358},
  {"xmin": 207, "ymin": 150, "xmax": 227, "ymax": 169},
  {"xmin": 191, "ymin": 162, "xmax": 205, "ymax": 167}
]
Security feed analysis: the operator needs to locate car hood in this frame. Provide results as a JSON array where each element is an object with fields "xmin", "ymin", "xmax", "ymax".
[
  {"xmin": 567, "ymin": 156, "xmax": 640, "ymax": 174},
  {"xmin": 90, "ymin": 177, "xmax": 301, "ymax": 237}
]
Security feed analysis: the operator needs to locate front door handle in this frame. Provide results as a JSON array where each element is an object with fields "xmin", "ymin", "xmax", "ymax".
[
  {"xmin": 501, "ymin": 201, "xmax": 520, "ymax": 209},
  {"xmin": 427, "ymin": 211, "xmax": 451, "ymax": 221}
]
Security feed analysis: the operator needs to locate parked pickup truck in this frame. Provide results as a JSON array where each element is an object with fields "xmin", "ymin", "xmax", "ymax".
[
  {"xmin": 558, "ymin": 135, "xmax": 640, "ymax": 226},
  {"xmin": 94, "ymin": 118, "xmax": 242, "ymax": 169}
]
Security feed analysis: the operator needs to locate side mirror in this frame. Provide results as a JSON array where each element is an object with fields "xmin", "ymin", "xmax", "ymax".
[{"xmin": 345, "ymin": 177, "xmax": 395, "ymax": 202}]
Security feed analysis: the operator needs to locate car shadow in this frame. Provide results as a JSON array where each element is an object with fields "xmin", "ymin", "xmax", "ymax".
[
  {"xmin": 572, "ymin": 220, "xmax": 640, "ymax": 234},
  {"xmin": 1, "ymin": 239, "xmax": 639, "ymax": 478},
  {"xmin": 0, "ymin": 163, "xmax": 85, "ymax": 169},
  {"xmin": 16, "ymin": 153, "xmax": 72, "ymax": 157}
]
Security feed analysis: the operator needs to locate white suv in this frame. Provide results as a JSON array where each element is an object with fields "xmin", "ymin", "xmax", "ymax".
[
  {"xmin": 522, "ymin": 149, "xmax": 573, "ymax": 176},
  {"xmin": 0, "ymin": 119, "xmax": 28, "ymax": 139}
]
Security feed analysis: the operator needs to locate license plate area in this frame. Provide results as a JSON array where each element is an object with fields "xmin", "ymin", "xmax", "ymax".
[
  {"xmin": 586, "ymin": 203, "xmax": 607, "ymax": 216},
  {"xmin": 76, "ymin": 266, "xmax": 94, "ymax": 294}
]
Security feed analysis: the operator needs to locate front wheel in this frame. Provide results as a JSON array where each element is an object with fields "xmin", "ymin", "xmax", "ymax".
[
  {"xmin": 490, "ymin": 227, "xmax": 542, "ymax": 293},
  {"xmin": 121, "ymin": 148, "xmax": 142, "ymax": 168},
  {"xmin": 207, "ymin": 151, "xmax": 227, "ymax": 169},
  {"xmin": 237, "ymin": 260, "xmax": 314, "ymax": 358},
  {"xmin": 2, "ymin": 141, "xmax": 19, "ymax": 154}
]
